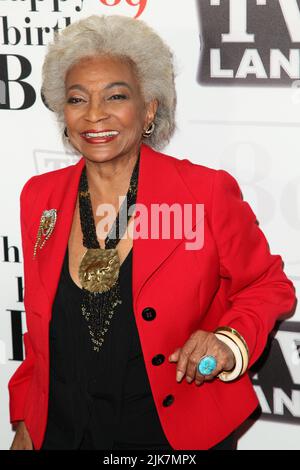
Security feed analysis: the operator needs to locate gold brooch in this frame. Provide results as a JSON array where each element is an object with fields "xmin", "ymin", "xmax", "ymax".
[{"xmin": 33, "ymin": 209, "xmax": 57, "ymax": 259}]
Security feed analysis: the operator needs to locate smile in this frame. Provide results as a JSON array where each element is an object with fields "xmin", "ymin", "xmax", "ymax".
[{"xmin": 81, "ymin": 130, "xmax": 119, "ymax": 138}]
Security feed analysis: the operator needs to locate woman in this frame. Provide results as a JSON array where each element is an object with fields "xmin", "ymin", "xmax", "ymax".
[{"xmin": 9, "ymin": 15, "xmax": 296, "ymax": 451}]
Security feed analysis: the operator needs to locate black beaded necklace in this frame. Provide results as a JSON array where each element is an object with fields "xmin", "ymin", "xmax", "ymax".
[{"xmin": 78, "ymin": 153, "xmax": 140, "ymax": 352}]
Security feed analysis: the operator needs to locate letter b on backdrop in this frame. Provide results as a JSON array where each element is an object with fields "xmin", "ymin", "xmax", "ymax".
[{"xmin": 0, "ymin": 54, "xmax": 36, "ymax": 110}]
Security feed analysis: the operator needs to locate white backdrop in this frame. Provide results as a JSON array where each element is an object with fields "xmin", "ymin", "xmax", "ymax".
[{"xmin": 0, "ymin": 0, "xmax": 299, "ymax": 450}]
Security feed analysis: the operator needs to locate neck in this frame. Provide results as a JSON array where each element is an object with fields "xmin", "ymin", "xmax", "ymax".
[{"xmin": 84, "ymin": 146, "xmax": 140, "ymax": 200}]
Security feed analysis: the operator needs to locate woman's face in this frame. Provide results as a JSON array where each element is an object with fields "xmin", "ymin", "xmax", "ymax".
[{"xmin": 64, "ymin": 55, "xmax": 157, "ymax": 163}]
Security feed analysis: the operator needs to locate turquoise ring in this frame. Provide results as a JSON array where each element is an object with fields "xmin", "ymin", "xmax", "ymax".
[{"xmin": 197, "ymin": 355, "xmax": 217, "ymax": 376}]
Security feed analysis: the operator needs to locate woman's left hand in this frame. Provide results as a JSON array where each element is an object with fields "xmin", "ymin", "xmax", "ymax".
[{"xmin": 168, "ymin": 330, "xmax": 235, "ymax": 386}]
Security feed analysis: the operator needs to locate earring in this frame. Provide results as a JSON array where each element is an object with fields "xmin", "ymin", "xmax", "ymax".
[
  {"xmin": 64, "ymin": 127, "xmax": 68, "ymax": 138},
  {"xmin": 142, "ymin": 122, "xmax": 155, "ymax": 138}
]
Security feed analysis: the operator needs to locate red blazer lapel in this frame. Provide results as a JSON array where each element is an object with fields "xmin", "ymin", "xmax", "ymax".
[
  {"xmin": 132, "ymin": 145, "xmax": 203, "ymax": 310},
  {"xmin": 33, "ymin": 157, "xmax": 85, "ymax": 310}
]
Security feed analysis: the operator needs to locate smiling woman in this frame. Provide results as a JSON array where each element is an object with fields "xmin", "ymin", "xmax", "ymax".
[{"xmin": 8, "ymin": 14, "xmax": 296, "ymax": 452}]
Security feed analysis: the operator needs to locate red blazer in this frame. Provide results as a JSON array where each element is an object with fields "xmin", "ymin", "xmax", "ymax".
[{"xmin": 8, "ymin": 144, "xmax": 296, "ymax": 450}]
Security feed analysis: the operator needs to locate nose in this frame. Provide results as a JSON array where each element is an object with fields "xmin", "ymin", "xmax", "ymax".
[{"xmin": 84, "ymin": 98, "xmax": 109, "ymax": 122}]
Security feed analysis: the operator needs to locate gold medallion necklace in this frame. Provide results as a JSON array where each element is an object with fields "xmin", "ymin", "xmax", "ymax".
[
  {"xmin": 79, "ymin": 247, "xmax": 120, "ymax": 293},
  {"xmin": 77, "ymin": 154, "xmax": 140, "ymax": 352}
]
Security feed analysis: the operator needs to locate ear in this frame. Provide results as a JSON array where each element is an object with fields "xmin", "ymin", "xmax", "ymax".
[{"xmin": 145, "ymin": 99, "xmax": 159, "ymax": 127}]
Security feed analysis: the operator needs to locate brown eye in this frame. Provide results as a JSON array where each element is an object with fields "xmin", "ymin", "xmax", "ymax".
[
  {"xmin": 67, "ymin": 97, "xmax": 84, "ymax": 104},
  {"xmin": 109, "ymin": 94, "xmax": 128, "ymax": 100}
]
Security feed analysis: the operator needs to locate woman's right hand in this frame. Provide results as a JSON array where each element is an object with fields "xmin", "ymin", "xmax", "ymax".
[{"xmin": 10, "ymin": 421, "xmax": 34, "ymax": 450}]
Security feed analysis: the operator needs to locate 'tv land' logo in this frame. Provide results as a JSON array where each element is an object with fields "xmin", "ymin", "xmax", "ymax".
[
  {"xmin": 250, "ymin": 321, "xmax": 300, "ymax": 423},
  {"xmin": 197, "ymin": 0, "xmax": 300, "ymax": 85}
]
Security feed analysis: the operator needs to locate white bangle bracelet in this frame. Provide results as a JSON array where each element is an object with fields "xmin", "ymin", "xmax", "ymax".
[
  {"xmin": 215, "ymin": 329, "xmax": 249, "ymax": 375},
  {"xmin": 215, "ymin": 333, "xmax": 243, "ymax": 382}
]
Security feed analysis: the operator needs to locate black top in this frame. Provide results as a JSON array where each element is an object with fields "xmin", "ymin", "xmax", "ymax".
[{"xmin": 41, "ymin": 245, "xmax": 172, "ymax": 450}]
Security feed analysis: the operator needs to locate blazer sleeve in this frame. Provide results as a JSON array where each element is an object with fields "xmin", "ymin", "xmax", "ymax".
[
  {"xmin": 211, "ymin": 169, "xmax": 296, "ymax": 368},
  {"xmin": 8, "ymin": 176, "xmax": 38, "ymax": 424}
]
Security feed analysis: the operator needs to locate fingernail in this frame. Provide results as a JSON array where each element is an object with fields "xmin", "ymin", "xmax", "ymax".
[
  {"xmin": 169, "ymin": 355, "xmax": 174, "ymax": 361},
  {"xmin": 176, "ymin": 371, "xmax": 184, "ymax": 382},
  {"xmin": 186, "ymin": 376, "xmax": 193, "ymax": 383}
]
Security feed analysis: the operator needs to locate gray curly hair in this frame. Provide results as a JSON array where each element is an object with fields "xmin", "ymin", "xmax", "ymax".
[{"xmin": 41, "ymin": 14, "xmax": 177, "ymax": 150}]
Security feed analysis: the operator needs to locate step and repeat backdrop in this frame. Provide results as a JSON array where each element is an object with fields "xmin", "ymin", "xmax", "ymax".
[{"xmin": 0, "ymin": 0, "xmax": 299, "ymax": 450}]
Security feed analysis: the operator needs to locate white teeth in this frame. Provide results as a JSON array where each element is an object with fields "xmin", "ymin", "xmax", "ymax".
[{"xmin": 84, "ymin": 131, "xmax": 119, "ymax": 138}]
